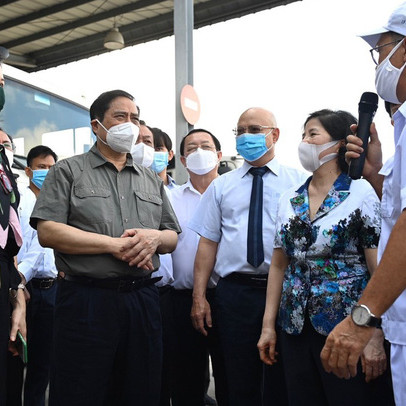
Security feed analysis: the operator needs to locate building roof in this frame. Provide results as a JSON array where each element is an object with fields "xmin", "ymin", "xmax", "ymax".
[{"xmin": 0, "ymin": 0, "xmax": 300, "ymax": 72}]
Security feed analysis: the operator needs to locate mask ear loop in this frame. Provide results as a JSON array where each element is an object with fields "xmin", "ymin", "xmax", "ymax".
[
  {"xmin": 317, "ymin": 141, "xmax": 340, "ymax": 165},
  {"xmin": 378, "ymin": 38, "xmax": 405, "ymax": 69},
  {"xmin": 94, "ymin": 119, "xmax": 110, "ymax": 147}
]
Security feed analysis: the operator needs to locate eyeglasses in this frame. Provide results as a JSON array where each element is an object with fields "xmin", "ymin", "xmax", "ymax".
[
  {"xmin": 233, "ymin": 125, "xmax": 275, "ymax": 136},
  {"xmin": 369, "ymin": 39, "xmax": 402, "ymax": 65},
  {"xmin": 1, "ymin": 142, "xmax": 16, "ymax": 153}
]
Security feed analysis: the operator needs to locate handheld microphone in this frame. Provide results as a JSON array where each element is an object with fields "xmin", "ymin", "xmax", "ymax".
[{"xmin": 348, "ymin": 92, "xmax": 378, "ymax": 180}]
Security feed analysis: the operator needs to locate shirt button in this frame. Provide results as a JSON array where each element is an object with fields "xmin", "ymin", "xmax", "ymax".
[
  {"xmin": 121, "ymin": 196, "xmax": 125, "ymax": 200},
  {"xmin": 124, "ymin": 219, "xmax": 128, "ymax": 223}
]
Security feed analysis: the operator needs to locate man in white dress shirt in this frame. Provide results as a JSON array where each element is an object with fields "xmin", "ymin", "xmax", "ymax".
[
  {"xmin": 321, "ymin": 4, "xmax": 406, "ymax": 405},
  {"xmin": 170, "ymin": 129, "xmax": 228, "ymax": 406},
  {"xmin": 17, "ymin": 145, "xmax": 57, "ymax": 406},
  {"xmin": 190, "ymin": 108, "xmax": 307, "ymax": 406}
]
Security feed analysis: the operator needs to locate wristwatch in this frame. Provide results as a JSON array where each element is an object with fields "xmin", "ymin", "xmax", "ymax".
[
  {"xmin": 9, "ymin": 283, "xmax": 25, "ymax": 299},
  {"xmin": 351, "ymin": 304, "xmax": 382, "ymax": 328}
]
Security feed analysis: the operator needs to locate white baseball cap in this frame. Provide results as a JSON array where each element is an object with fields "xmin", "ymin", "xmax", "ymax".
[{"xmin": 359, "ymin": 2, "xmax": 406, "ymax": 48}]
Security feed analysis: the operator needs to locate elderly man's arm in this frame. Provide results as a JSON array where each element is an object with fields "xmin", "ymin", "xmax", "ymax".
[
  {"xmin": 321, "ymin": 209, "xmax": 406, "ymax": 378},
  {"xmin": 191, "ymin": 237, "xmax": 218, "ymax": 336}
]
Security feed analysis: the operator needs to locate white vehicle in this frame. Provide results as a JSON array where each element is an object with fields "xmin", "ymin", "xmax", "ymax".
[{"xmin": 1, "ymin": 65, "xmax": 92, "ymax": 161}]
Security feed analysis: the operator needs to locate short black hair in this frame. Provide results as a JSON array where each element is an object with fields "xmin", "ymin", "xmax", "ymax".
[
  {"xmin": 303, "ymin": 109, "xmax": 357, "ymax": 173},
  {"xmin": 151, "ymin": 127, "xmax": 172, "ymax": 151},
  {"xmin": 180, "ymin": 128, "xmax": 221, "ymax": 156},
  {"xmin": 27, "ymin": 145, "xmax": 58, "ymax": 168},
  {"xmin": 89, "ymin": 90, "xmax": 135, "ymax": 122}
]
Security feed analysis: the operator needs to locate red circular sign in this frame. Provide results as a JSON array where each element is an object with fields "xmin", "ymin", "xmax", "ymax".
[{"xmin": 180, "ymin": 85, "xmax": 201, "ymax": 125}]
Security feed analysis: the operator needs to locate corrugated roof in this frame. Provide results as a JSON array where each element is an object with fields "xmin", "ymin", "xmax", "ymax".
[{"xmin": 0, "ymin": 0, "xmax": 300, "ymax": 72}]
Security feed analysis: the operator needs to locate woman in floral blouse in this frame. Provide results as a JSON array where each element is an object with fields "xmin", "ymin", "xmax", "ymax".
[{"xmin": 257, "ymin": 110, "xmax": 393, "ymax": 405}]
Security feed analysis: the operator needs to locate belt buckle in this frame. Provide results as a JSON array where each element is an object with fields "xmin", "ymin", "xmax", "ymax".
[
  {"xmin": 117, "ymin": 279, "xmax": 136, "ymax": 293},
  {"xmin": 250, "ymin": 276, "xmax": 267, "ymax": 288},
  {"xmin": 39, "ymin": 279, "xmax": 54, "ymax": 289}
]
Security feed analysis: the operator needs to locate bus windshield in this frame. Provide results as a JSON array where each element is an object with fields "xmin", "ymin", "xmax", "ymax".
[{"xmin": 1, "ymin": 74, "xmax": 93, "ymax": 159}]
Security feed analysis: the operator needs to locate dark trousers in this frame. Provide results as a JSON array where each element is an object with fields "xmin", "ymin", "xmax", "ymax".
[
  {"xmin": 279, "ymin": 316, "xmax": 395, "ymax": 406},
  {"xmin": 0, "ymin": 258, "xmax": 19, "ymax": 405},
  {"xmin": 49, "ymin": 279, "xmax": 162, "ymax": 406},
  {"xmin": 216, "ymin": 278, "xmax": 288, "ymax": 406},
  {"xmin": 158, "ymin": 285, "xmax": 175, "ymax": 406},
  {"xmin": 6, "ymin": 343, "xmax": 24, "ymax": 406},
  {"xmin": 171, "ymin": 288, "xmax": 228, "ymax": 406},
  {"xmin": 24, "ymin": 282, "xmax": 57, "ymax": 406}
]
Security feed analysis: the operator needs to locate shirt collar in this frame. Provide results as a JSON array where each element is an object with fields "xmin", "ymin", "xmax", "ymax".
[
  {"xmin": 292, "ymin": 172, "xmax": 351, "ymax": 223},
  {"xmin": 394, "ymin": 102, "xmax": 406, "ymax": 146},
  {"xmin": 296, "ymin": 172, "xmax": 351, "ymax": 194},
  {"xmin": 167, "ymin": 174, "xmax": 177, "ymax": 187},
  {"xmin": 88, "ymin": 143, "xmax": 140, "ymax": 173},
  {"xmin": 182, "ymin": 179, "xmax": 203, "ymax": 196},
  {"xmin": 240, "ymin": 157, "xmax": 280, "ymax": 178}
]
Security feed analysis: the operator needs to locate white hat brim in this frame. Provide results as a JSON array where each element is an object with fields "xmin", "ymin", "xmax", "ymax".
[{"xmin": 358, "ymin": 27, "xmax": 389, "ymax": 48}]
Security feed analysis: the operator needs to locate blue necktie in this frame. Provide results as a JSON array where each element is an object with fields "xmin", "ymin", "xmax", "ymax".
[{"xmin": 247, "ymin": 166, "xmax": 268, "ymax": 267}]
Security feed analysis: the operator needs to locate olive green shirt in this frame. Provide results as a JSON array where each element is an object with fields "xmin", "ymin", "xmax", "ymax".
[{"xmin": 30, "ymin": 144, "xmax": 181, "ymax": 279}]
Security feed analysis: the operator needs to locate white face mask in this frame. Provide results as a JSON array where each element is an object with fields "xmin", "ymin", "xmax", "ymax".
[
  {"xmin": 186, "ymin": 148, "xmax": 219, "ymax": 175},
  {"xmin": 298, "ymin": 141, "xmax": 339, "ymax": 172},
  {"xmin": 375, "ymin": 39, "xmax": 406, "ymax": 104},
  {"xmin": 4, "ymin": 149, "xmax": 13, "ymax": 167},
  {"xmin": 131, "ymin": 142, "xmax": 155, "ymax": 167},
  {"xmin": 96, "ymin": 120, "xmax": 139, "ymax": 153}
]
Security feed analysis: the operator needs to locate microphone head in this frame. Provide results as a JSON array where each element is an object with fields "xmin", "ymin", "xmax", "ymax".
[{"xmin": 359, "ymin": 92, "xmax": 378, "ymax": 114}]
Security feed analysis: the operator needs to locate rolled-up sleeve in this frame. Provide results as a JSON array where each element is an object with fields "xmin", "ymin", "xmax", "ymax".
[
  {"xmin": 188, "ymin": 180, "xmax": 222, "ymax": 243},
  {"xmin": 30, "ymin": 160, "xmax": 73, "ymax": 230}
]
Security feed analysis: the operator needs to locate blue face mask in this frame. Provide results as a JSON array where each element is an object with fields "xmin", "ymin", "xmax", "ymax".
[
  {"xmin": 31, "ymin": 169, "xmax": 48, "ymax": 189},
  {"xmin": 236, "ymin": 132, "xmax": 272, "ymax": 162},
  {"xmin": 150, "ymin": 151, "xmax": 169, "ymax": 174}
]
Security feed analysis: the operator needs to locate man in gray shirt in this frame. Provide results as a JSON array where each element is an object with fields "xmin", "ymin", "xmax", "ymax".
[{"xmin": 30, "ymin": 89, "xmax": 181, "ymax": 406}]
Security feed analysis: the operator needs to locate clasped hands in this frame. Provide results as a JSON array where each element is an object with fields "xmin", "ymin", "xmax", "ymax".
[{"xmin": 112, "ymin": 228, "xmax": 160, "ymax": 270}]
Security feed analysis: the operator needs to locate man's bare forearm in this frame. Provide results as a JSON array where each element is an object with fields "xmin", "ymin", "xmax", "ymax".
[
  {"xmin": 156, "ymin": 230, "xmax": 178, "ymax": 254},
  {"xmin": 37, "ymin": 220, "xmax": 119, "ymax": 255},
  {"xmin": 193, "ymin": 237, "xmax": 218, "ymax": 298}
]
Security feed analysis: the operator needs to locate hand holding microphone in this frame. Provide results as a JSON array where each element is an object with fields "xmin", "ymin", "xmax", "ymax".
[{"xmin": 348, "ymin": 92, "xmax": 379, "ymax": 180}]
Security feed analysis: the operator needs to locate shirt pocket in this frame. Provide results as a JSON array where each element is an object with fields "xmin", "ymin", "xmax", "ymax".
[
  {"xmin": 134, "ymin": 191, "xmax": 163, "ymax": 229},
  {"xmin": 73, "ymin": 186, "xmax": 112, "ymax": 224},
  {"xmin": 265, "ymin": 191, "xmax": 281, "ymax": 221}
]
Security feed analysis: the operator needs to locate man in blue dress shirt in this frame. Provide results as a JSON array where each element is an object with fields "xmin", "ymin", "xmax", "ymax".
[{"xmin": 190, "ymin": 107, "xmax": 307, "ymax": 406}]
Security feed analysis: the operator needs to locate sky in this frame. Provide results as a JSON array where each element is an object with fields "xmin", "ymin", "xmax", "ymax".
[{"xmin": 25, "ymin": 0, "xmax": 405, "ymax": 170}]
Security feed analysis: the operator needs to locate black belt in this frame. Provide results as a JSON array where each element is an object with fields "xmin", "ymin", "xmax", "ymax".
[
  {"xmin": 224, "ymin": 272, "xmax": 268, "ymax": 288},
  {"xmin": 31, "ymin": 278, "xmax": 57, "ymax": 290},
  {"xmin": 62, "ymin": 274, "xmax": 162, "ymax": 292},
  {"xmin": 157, "ymin": 284, "xmax": 173, "ymax": 295}
]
